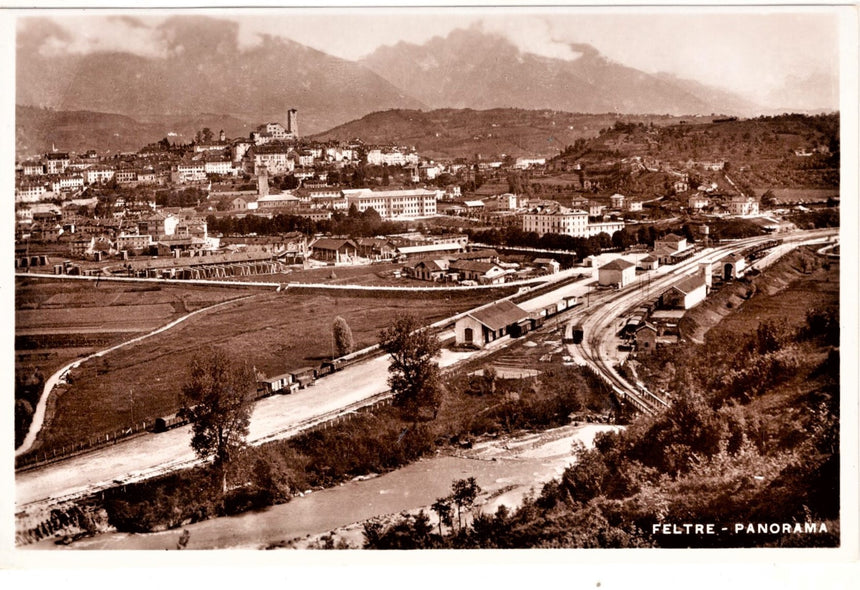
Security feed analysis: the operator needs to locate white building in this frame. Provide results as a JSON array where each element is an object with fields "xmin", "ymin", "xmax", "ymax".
[
  {"xmin": 247, "ymin": 144, "xmax": 295, "ymax": 175},
  {"xmin": 522, "ymin": 205, "xmax": 589, "ymax": 237},
  {"xmin": 587, "ymin": 220, "xmax": 625, "ymax": 237},
  {"xmin": 50, "ymin": 174, "xmax": 84, "ymax": 193},
  {"xmin": 654, "ymin": 233, "xmax": 687, "ymax": 253},
  {"xmin": 728, "ymin": 196, "xmax": 760, "ymax": 216},
  {"xmin": 175, "ymin": 161, "xmax": 206, "ymax": 183},
  {"xmin": 661, "ymin": 274, "xmax": 708, "ymax": 309},
  {"xmin": 454, "ymin": 301, "xmax": 530, "ymax": 348},
  {"xmin": 204, "ymin": 159, "xmax": 238, "ymax": 176},
  {"xmin": 598, "ymin": 258, "xmax": 636, "ymax": 288},
  {"xmin": 610, "ymin": 194, "xmax": 626, "ymax": 209},
  {"xmin": 514, "ymin": 157, "xmax": 546, "ymax": 169},
  {"xmin": 343, "ymin": 188, "xmax": 438, "ymax": 219},
  {"xmin": 84, "ymin": 166, "xmax": 115, "ymax": 184},
  {"xmin": 15, "ymin": 183, "xmax": 47, "ymax": 203}
]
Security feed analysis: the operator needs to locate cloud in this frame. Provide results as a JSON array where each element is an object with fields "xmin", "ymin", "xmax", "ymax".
[
  {"xmin": 478, "ymin": 16, "xmax": 585, "ymax": 61},
  {"xmin": 21, "ymin": 16, "xmax": 171, "ymax": 59}
]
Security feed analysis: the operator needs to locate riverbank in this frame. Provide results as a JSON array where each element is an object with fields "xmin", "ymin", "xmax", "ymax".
[{"xmin": 31, "ymin": 423, "xmax": 619, "ymax": 550}]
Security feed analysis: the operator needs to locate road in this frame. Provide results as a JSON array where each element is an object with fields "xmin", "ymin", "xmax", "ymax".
[
  {"xmin": 15, "ymin": 346, "xmax": 477, "ymax": 508},
  {"xmin": 16, "ymin": 228, "xmax": 836, "ymax": 510}
]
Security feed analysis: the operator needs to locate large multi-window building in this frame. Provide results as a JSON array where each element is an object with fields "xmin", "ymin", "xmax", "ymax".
[
  {"xmin": 522, "ymin": 204, "xmax": 589, "ymax": 237},
  {"xmin": 343, "ymin": 188, "xmax": 439, "ymax": 219},
  {"xmin": 522, "ymin": 203, "xmax": 625, "ymax": 238}
]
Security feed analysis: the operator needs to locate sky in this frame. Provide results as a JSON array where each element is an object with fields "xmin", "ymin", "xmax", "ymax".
[{"xmin": 15, "ymin": 7, "xmax": 843, "ymax": 110}]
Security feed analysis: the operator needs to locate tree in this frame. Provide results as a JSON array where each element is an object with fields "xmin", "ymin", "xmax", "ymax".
[
  {"xmin": 180, "ymin": 349, "xmax": 256, "ymax": 492},
  {"xmin": 451, "ymin": 477, "xmax": 481, "ymax": 531},
  {"xmin": 379, "ymin": 314, "xmax": 443, "ymax": 421},
  {"xmin": 431, "ymin": 496, "xmax": 454, "ymax": 536},
  {"xmin": 332, "ymin": 316, "xmax": 354, "ymax": 358}
]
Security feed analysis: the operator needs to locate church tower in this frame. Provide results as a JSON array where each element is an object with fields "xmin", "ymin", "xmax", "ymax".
[{"xmin": 287, "ymin": 109, "xmax": 299, "ymax": 137}]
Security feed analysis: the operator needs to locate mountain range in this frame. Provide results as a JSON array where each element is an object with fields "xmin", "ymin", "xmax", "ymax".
[
  {"xmin": 359, "ymin": 29, "xmax": 761, "ymax": 116},
  {"xmin": 16, "ymin": 16, "xmax": 425, "ymax": 137},
  {"xmin": 17, "ymin": 16, "xmax": 776, "ymax": 142}
]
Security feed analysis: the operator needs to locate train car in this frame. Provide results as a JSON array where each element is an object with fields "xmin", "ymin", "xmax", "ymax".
[
  {"xmin": 319, "ymin": 359, "xmax": 344, "ymax": 375},
  {"xmin": 508, "ymin": 317, "xmax": 533, "ymax": 338},
  {"xmin": 292, "ymin": 367, "xmax": 318, "ymax": 388},
  {"xmin": 564, "ymin": 295, "xmax": 581, "ymax": 308},
  {"xmin": 257, "ymin": 373, "xmax": 294, "ymax": 397},
  {"xmin": 570, "ymin": 324, "xmax": 585, "ymax": 345},
  {"xmin": 153, "ymin": 413, "xmax": 188, "ymax": 433}
]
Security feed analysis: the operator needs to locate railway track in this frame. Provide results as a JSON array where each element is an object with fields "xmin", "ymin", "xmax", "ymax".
[{"xmin": 568, "ymin": 229, "xmax": 837, "ymax": 416}]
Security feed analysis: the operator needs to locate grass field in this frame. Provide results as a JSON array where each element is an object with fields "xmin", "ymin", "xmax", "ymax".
[
  {"xmin": 14, "ymin": 279, "xmax": 254, "ymax": 448},
  {"xmin": 25, "ymin": 287, "xmax": 502, "ymax": 455}
]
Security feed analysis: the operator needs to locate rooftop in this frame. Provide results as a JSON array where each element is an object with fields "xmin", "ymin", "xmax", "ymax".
[{"xmin": 468, "ymin": 300, "xmax": 530, "ymax": 332}]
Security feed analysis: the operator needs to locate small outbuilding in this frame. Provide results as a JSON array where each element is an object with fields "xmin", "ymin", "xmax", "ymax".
[
  {"xmin": 721, "ymin": 252, "xmax": 747, "ymax": 280},
  {"xmin": 661, "ymin": 274, "xmax": 708, "ymax": 310},
  {"xmin": 598, "ymin": 258, "xmax": 636, "ymax": 288},
  {"xmin": 454, "ymin": 300, "xmax": 530, "ymax": 348},
  {"xmin": 310, "ymin": 238, "xmax": 358, "ymax": 263},
  {"xmin": 634, "ymin": 322, "xmax": 658, "ymax": 354}
]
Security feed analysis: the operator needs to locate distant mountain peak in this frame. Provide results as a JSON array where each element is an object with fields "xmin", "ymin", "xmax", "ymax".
[{"xmin": 361, "ymin": 28, "xmax": 761, "ymax": 116}]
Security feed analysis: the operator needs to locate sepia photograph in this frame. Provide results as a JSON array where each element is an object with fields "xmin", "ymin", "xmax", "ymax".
[{"xmin": 3, "ymin": 2, "xmax": 857, "ymax": 573}]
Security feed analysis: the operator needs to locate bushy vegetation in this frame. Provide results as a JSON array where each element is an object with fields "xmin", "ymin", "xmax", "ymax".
[
  {"xmin": 206, "ymin": 205, "xmax": 406, "ymax": 238},
  {"xmin": 366, "ymin": 309, "xmax": 839, "ymax": 548},
  {"xmin": 363, "ymin": 255, "xmax": 840, "ymax": 548}
]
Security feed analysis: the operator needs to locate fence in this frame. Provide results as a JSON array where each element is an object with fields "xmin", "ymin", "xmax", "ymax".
[{"xmin": 15, "ymin": 420, "xmax": 152, "ymax": 472}]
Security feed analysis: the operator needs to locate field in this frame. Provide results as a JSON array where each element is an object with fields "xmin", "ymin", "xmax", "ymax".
[
  {"xmin": 14, "ymin": 280, "xmax": 259, "ymax": 448},
  {"xmin": 752, "ymin": 188, "xmax": 839, "ymax": 203},
  {"xmin": 22, "ymin": 285, "xmax": 503, "ymax": 456}
]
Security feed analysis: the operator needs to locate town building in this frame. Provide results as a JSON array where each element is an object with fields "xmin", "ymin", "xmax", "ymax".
[
  {"xmin": 610, "ymin": 194, "xmax": 626, "ymax": 209},
  {"xmin": 654, "ymin": 233, "xmax": 687, "ymax": 254},
  {"xmin": 256, "ymin": 194, "xmax": 301, "ymax": 209},
  {"xmin": 310, "ymin": 238, "xmax": 358, "ymax": 263},
  {"xmin": 454, "ymin": 300, "xmax": 530, "ymax": 348},
  {"xmin": 728, "ymin": 196, "xmax": 760, "ymax": 216},
  {"xmin": 44, "ymin": 152, "xmax": 70, "ymax": 174},
  {"xmin": 22, "ymin": 161, "xmax": 45, "ymax": 176},
  {"xmin": 598, "ymin": 258, "xmax": 636, "ymax": 288},
  {"xmin": 84, "ymin": 166, "xmax": 116, "ymax": 185},
  {"xmin": 343, "ymin": 188, "xmax": 439, "ymax": 219},
  {"xmin": 15, "ymin": 183, "xmax": 47, "ymax": 203},
  {"xmin": 661, "ymin": 274, "xmax": 708, "ymax": 310},
  {"xmin": 522, "ymin": 204, "xmax": 589, "ymax": 237},
  {"xmin": 115, "ymin": 233, "xmax": 153, "ymax": 251},
  {"xmin": 246, "ymin": 144, "xmax": 295, "ymax": 175}
]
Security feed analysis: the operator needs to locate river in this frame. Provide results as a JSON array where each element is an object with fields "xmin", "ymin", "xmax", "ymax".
[{"xmin": 30, "ymin": 423, "xmax": 620, "ymax": 550}]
